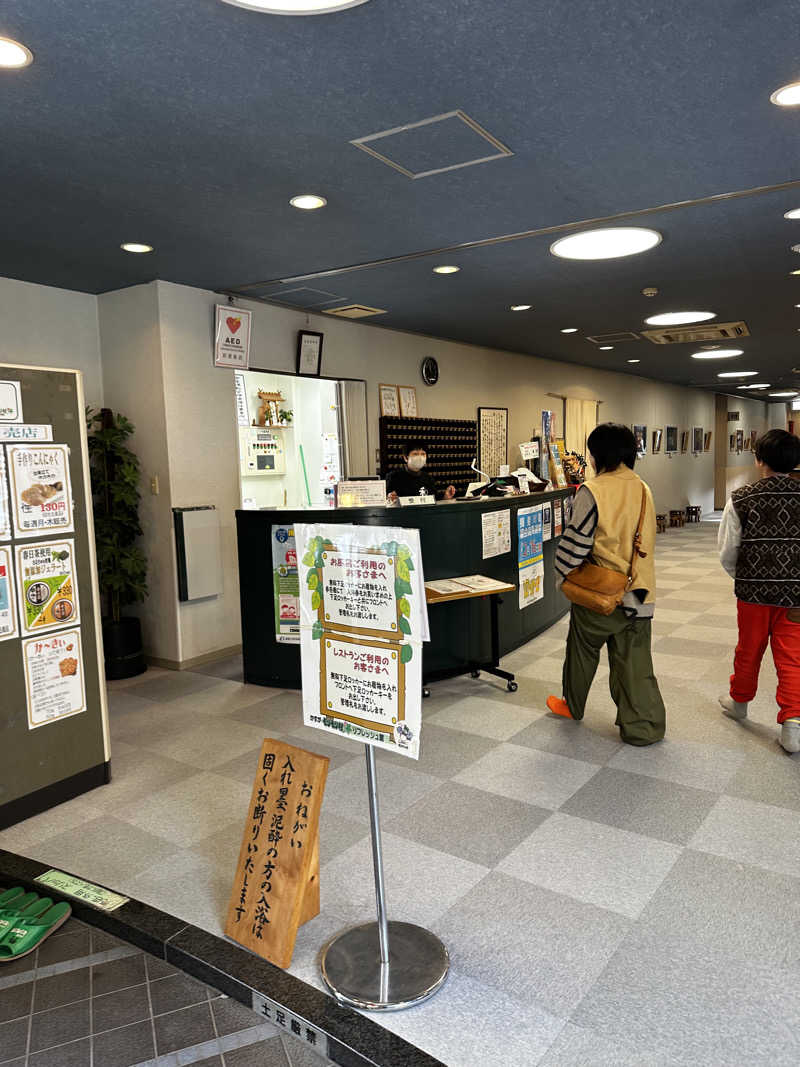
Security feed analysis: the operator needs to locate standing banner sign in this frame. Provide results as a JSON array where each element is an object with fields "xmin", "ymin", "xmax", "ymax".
[
  {"xmin": 214, "ymin": 304, "xmax": 252, "ymax": 369},
  {"xmin": 271, "ymin": 524, "xmax": 300, "ymax": 645},
  {"xmin": 295, "ymin": 523, "xmax": 427, "ymax": 759},
  {"xmin": 517, "ymin": 505, "xmax": 544, "ymax": 609}
]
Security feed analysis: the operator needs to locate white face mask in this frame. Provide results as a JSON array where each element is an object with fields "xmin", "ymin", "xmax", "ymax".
[{"xmin": 407, "ymin": 454, "xmax": 426, "ymax": 472}]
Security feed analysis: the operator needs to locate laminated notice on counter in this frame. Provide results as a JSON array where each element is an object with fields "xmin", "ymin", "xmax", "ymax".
[
  {"xmin": 271, "ymin": 524, "xmax": 300, "ymax": 645},
  {"xmin": 22, "ymin": 627, "xmax": 86, "ymax": 729},
  {"xmin": 16, "ymin": 539, "xmax": 80, "ymax": 634},
  {"xmin": 0, "ymin": 545, "xmax": 19, "ymax": 642},
  {"xmin": 7, "ymin": 444, "xmax": 74, "ymax": 537}
]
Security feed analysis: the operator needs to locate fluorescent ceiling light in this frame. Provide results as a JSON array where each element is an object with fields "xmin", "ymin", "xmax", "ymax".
[
  {"xmin": 791, "ymin": 270, "xmax": 800, "ymax": 276},
  {"xmin": 433, "ymin": 265, "xmax": 459, "ymax": 274},
  {"xmin": 509, "ymin": 304, "xmax": 532, "ymax": 311},
  {"xmin": 627, "ymin": 359, "xmax": 640, "ymax": 364},
  {"xmin": 599, "ymin": 345, "xmax": 614, "ymax": 350},
  {"xmin": 220, "ymin": 0, "xmax": 370, "ymax": 14},
  {"xmin": 120, "ymin": 243, "xmax": 153, "ymax": 253},
  {"xmin": 718, "ymin": 371, "xmax": 757, "ymax": 378},
  {"xmin": 561, "ymin": 327, "xmax": 578, "ymax": 333},
  {"xmin": 690, "ymin": 348, "xmax": 743, "ymax": 359},
  {"xmin": 770, "ymin": 391, "xmax": 797, "ymax": 397},
  {"xmin": 550, "ymin": 227, "xmax": 661, "ymax": 260},
  {"xmin": 786, "ymin": 209, "xmax": 800, "ymax": 219},
  {"xmin": 771, "ymin": 81, "xmax": 800, "ymax": 107},
  {"xmin": 289, "ymin": 194, "xmax": 327, "ymax": 209},
  {"xmin": 644, "ymin": 311, "xmax": 716, "ymax": 326},
  {"xmin": 0, "ymin": 37, "xmax": 33, "ymax": 68}
]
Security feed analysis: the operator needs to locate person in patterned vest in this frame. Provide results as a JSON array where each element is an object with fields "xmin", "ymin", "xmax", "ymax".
[{"xmin": 718, "ymin": 428, "xmax": 800, "ymax": 753}]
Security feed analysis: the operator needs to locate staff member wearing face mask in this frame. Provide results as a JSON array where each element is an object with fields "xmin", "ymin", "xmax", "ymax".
[{"xmin": 386, "ymin": 439, "xmax": 456, "ymax": 502}]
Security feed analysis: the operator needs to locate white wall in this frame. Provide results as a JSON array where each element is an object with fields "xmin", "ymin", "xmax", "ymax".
[{"xmin": 0, "ymin": 277, "xmax": 103, "ymax": 407}]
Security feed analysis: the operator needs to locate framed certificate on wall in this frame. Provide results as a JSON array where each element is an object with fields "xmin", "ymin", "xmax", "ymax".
[
  {"xmin": 296, "ymin": 331, "xmax": 323, "ymax": 376},
  {"xmin": 379, "ymin": 384, "xmax": 400, "ymax": 416},
  {"xmin": 398, "ymin": 385, "xmax": 418, "ymax": 417}
]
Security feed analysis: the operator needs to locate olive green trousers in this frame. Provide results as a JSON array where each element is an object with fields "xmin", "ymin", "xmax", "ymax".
[{"xmin": 562, "ymin": 604, "xmax": 666, "ymax": 746}]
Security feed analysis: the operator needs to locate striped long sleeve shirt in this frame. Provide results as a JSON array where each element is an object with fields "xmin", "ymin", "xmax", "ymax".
[{"xmin": 554, "ymin": 486, "xmax": 654, "ymax": 618}]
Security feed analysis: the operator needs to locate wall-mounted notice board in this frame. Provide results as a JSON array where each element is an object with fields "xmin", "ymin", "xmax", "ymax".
[
  {"xmin": 0, "ymin": 364, "xmax": 109, "ymax": 829},
  {"xmin": 478, "ymin": 406, "xmax": 508, "ymax": 477}
]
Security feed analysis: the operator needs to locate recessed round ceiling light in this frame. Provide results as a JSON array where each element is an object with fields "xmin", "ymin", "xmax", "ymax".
[
  {"xmin": 770, "ymin": 390, "xmax": 798, "ymax": 397},
  {"xmin": 599, "ymin": 345, "xmax": 614, "ymax": 350},
  {"xmin": 690, "ymin": 348, "xmax": 743, "ymax": 359},
  {"xmin": 771, "ymin": 81, "xmax": 800, "ymax": 107},
  {"xmin": 120, "ymin": 243, "xmax": 153, "ymax": 254},
  {"xmin": 509, "ymin": 304, "xmax": 532, "ymax": 311},
  {"xmin": 644, "ymin": 311, "xmax": 716, "ymax": 326},
  {"xmin": 627, "ymin": 359, "xmax": 641, "ymax": 364},
  {"xmin": 433, "ymin": 265, "xmax": 459, "ymax": 274},
  {"xmin": 718, "ymin": 370, "xmax": 758, "ymax": 378},
  {"xmin": 220, "ymin": 0, "xmax": 370, "ymax": 14},
  {"xmin": 0, "ymin": 36, "xmax": 33, "ymax": 68},
  {"xmin": 561, "ymin": 327, "xmax": 578, "ymax": 333},
  {"xmin": 550, "ymin": 227, "xmax": 661, "ymax": 260},
  {"xmin": 786, "ymin": 209, "xmax": 800, "ymax": 220},
  {"xmin": 289, "ymin": 194, "xmax": 327, "ymax": 210}
]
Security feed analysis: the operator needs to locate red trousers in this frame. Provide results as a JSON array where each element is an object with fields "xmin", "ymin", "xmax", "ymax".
[{"xmin": 730, "ymin": 601, "xmax": 800, "ymax": 723}]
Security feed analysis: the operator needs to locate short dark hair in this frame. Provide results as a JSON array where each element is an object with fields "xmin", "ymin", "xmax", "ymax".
[
  {"xmin": 402, "ymin": 439, "xmax": 427, "ymax": 456},
  {"xmin": 587, "ymin": 423, "xmax": 637, "ymax": 472},
  {"xmin": 754, "ymin": 429, "xmax": 800, "ymax": 473}
]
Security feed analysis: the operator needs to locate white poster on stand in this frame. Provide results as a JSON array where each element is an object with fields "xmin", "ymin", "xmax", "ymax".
[
  {"xmin": 22, "ymin": 628, "xmax": 87, "ymax": 729},
  {"xmin": 481, "ymin": 509, "xmax": 511, "ymax": 559},
  {"xmin": 0, "ymin": 448, "xmax": 10, "ymax": 541},
  {"xmin": 15, "ymin": 540, "xmax": 80, "ymax": 635},
  {"xmin": 0, "ymin": 545, "xmax": 18, "ymax": 641},
  {"xmin": 295, "ymin": 523, "xmax": 427, "ymax": 759},
  {"xmin": 0, "ymin": 381, "xmax": 23, "ymax": 423},
  {"xmin": 7, "ymin": 444, "xmax": 74, "ymax": 537}
]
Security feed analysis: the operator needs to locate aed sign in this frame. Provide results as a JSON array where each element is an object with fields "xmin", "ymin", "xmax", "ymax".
[{"xmin": 214, "ymin": 305, "xmax": 252, "ymax": 369}]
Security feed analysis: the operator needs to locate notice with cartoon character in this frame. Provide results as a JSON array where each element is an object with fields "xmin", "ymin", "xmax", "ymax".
[
  {"xmin": 7, "ymin": 444, "xmax": 73, "ymax": 536},
  {"xmin": 15, "ymin": 540, "xmax": 80, "ymax": 635},
  {"xmin": 271, "ymin": 524, "xmax": 300, "ymax": 644},
  {"xmin": 295, "ymin": 523, "xmax": 427, "ymax": 759},
  {"xmin": 0, "ymin": 545, "xmax": 18, "ymax": 641},
  {"xmin": 22, "ymin": 628, "xmax": 86, "ymax": 728}
]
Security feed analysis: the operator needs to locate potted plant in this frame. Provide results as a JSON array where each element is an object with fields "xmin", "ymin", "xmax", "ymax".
[{"xmin": 86, "ymin": 407, "xmax": 149, "ymax": 679}]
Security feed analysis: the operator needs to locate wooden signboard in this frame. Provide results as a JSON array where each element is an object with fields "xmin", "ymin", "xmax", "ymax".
[{"xmin": 225, "ymin": 738, "xmax": 329, "ymax": 968}]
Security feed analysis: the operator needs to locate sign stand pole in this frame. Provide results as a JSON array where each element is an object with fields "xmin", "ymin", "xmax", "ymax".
[{"xmin": 320, "ymin": 744, "xmax": 449, "ymax": 1011}]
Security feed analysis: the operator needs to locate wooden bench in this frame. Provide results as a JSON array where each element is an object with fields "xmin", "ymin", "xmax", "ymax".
[
  {"xmin": 656, "ymin": 513, "xmax": 667, "ymax": 533},
  {"xmin": 669, "ymin": 509, "xmax": 685, "ymax": 528},
  {"xmin": 685, "ymin": 505, "xmax": 702, "ymax": 523}
]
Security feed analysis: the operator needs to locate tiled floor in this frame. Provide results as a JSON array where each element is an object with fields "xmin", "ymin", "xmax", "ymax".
[
  {"xmin": 3, "ymin": 522, "xmax": 800, "ymax": 1065},
  {"xmin": 0, "ymin": 912, "xmax": 320, "ymax": 1067}
]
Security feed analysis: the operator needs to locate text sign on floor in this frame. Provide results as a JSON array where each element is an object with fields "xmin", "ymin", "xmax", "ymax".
[
  {"xmin": 35, "ymin": 870, "xmax": 129, "ymax": 911},
  {"xmin": 252, "ymin": 992, "xmax": 330, "ymax": 1056},
  {"xmin": 225, "ymin": 738, "xmax": 329, "ymax": 969}
]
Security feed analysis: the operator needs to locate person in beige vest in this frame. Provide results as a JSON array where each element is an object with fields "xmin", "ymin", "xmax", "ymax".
[{"xmin": 547, "ymin": 423, "xmax": 665, "ymax": 746}]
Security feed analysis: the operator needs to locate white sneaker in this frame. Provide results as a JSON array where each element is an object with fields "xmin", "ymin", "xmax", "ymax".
[
  {"xmin": 719, "ymin": 695, "xmax": 748, "ymax": 720},
  {"xmin": 780, "ymin": 719, "xmax": 800, "ymax": 754}
]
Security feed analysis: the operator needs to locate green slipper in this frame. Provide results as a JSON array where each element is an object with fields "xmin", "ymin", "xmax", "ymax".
[
  {"xmin": 0, "ymin": 888, "xmax": 26, "ymax": 910},
  {"xmin": 0, "ymin": 901, "xmax": 71, "ymax": 960},
  {"xmin": 0, "ymin": 893, "xmax": 48, "ymax": 940}
]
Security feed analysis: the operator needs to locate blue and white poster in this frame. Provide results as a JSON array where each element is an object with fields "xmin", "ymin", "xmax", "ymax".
[{"xmin": 517, "ymin": 504, "xmax": 544, "ymax": 609}]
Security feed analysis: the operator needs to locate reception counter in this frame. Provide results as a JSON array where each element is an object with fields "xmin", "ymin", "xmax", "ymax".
[{"xmin": 236, "ymin": 489, "xmax": 574, "ymax": 689}]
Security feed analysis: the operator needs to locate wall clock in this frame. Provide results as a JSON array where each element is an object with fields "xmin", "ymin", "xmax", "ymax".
[{"xmin": 421, "ymin": 356, "xmax": 439, "ymax": 386}]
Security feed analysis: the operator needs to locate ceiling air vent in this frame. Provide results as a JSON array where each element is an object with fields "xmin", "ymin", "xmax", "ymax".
[
  {"xmin": 642, "ymin": 320, "xmax": 750, "ymax": 345},
  {"xmin": 586, "ymin": 332, "xmax": 641, "ymax": 344},
  {"xmin": 325, "ymin": 305, "xmax": 386, "ymax": 319}
]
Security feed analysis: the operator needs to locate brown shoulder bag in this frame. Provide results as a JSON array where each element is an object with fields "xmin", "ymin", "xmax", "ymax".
[{"xmin": 561, "ymin": 485, "xmax": 648, "ymax": 616}]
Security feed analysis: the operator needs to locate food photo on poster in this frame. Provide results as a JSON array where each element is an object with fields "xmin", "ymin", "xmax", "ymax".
[
  {"xmin": 6, "ymin": 444, "xmax": 74, "ymax": 536},
  {"xmin": 15, "ymin": 539, "xmax": 79, "ymax": 635}
]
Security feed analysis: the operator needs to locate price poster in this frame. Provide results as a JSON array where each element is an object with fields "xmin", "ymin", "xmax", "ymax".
[
  {"xmin": 0, "ymin": 545, "xmax": 18, "ymax": 642},
  {"xmin": 271, "ymin": 524, "xmax": 300, "ymax": 645},
  {"xmin": 15, "ymin": 539, "xmax": 79, "ymax": 635},
  {"xmin": 0, "ymin": 447, "xmax": 10, "ymax": 541},
  {"xmin": 22, "ymin": 628, "xmax": 86, "ymax": 729},
  {"xmin": 517, "ymin": 505, "xmax": 544, "ymax": 609},
  {"xmin": 296, "ymin": 523, "xmax": 427, "ymax": 759},
  {"xmin": 7, "ymin": 444, "xmax": 74, "ymax": 537}
]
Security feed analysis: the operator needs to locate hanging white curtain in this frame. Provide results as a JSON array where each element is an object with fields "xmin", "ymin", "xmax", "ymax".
[{"xmin": 565, "ymin": 398, "xmax": 598, "ymax": 457}]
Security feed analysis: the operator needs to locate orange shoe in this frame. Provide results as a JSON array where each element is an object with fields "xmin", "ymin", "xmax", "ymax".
[{"xmin": 546, "ymin": 695, "xmax": 573, "ymax": 719}]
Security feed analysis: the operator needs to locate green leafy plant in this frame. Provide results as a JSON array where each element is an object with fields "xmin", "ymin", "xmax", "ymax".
[
  {"xmin": 86, "ymin": 408, "xmax": 148, "ymax": 623},
  {"xmin": 279, "ymin": 408, "xmax": 293, "ymax": 424}
]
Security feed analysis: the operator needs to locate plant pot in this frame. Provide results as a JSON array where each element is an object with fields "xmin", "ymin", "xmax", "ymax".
[{"xmin": 103, "ymin": 617, "xmax": 146, "ymax": 680}]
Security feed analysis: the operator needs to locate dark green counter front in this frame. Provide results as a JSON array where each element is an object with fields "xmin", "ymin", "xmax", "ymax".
[{"xmin": 236, "ymin": 490, "xmax": 573, "ymax": 689}]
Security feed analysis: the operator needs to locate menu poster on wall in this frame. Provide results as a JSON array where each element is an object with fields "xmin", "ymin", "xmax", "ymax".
[
  {"xmin": 0, "ymin": 546, "xmax": 19, "ymax": 642},
  {"xmin": 0, "ymin": 380, "xmax": 23, "ymax": 423},
  {"xmin": 214, "ymin": 304, "xmax": 251, "ymax": 369},
  {"xmin": 295, "ymin": 523, "xmax": 427, "ymax": 759},
  {"xmin": 481, "ymin": 508, "xmax": 511, "ymax": 559},
  {"xmin": 7, "ymin": 444, "xmax": 74, "ymax": 537},
  {"xmin": 517, "ymin": 505, "xmax": 544, "ymax": 609},
  {"xmin": 541, "ymin": 501, "xmax": 552, "ymax": 541},
  {"xmin": 554, "ymin": 500, "xmax": 563, "ymax": 538},
  {"xmin": 0, "ymin": 447, "xmax": 10, "ymax": 541},
  {"xmin": 22, "ymin": 628, "xmax": 87, "ymax": 729},
  {"xmin": 16, "ymin": 540, "xmax": 80, "ymax": 635},
  {"xmin": 271, "ymin": 524, "xmax": 300, "ymax": 645}
]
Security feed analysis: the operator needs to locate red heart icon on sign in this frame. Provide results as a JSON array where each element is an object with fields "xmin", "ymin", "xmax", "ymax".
[{"xmin": 227, "ymin": 316, "xmax": 242, "ymax": 333}]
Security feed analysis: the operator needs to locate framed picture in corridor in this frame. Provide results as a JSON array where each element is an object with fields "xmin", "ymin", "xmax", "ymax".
[
  {"xmin": 680, "ymin": 431, "xmax": 689, "ymax": 453},
  {"xmin": 736, "ymin": 429, "xmax": 744, "ymax": 452},
  {"xmin": 692, "ymin": 426, "xmax": 704, "ymax": 454},
  {"xmin": 704, "ymin": 431, "xmax": 712, "ymax": 452},
  {"xmin": 665, "ymin": 425, "xmax": 678, "ymax": 454},
  {"xmin": 633, "ymin": 424, "xmax": 647, "ymax": 456},
  {"xmin": 652, "ymin": 428, "xmax": 662, "ymax": 453}
]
